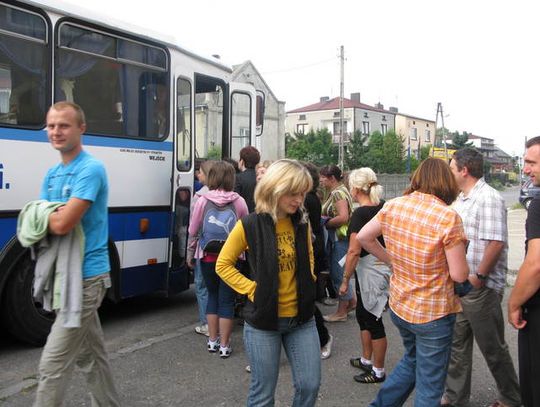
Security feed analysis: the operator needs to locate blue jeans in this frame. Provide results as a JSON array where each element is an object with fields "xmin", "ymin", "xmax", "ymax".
[
  {"xmin": 330, "ymin": 239, "xmax": 353, "ymax": 300},
  {"xmin": 200, "ymin": 260, "xmax": 235, "ymax": 319},
  {"xmin": 370, "ymin": 310, "xmax": 456, "ymax": 407},
  {"xmin": 194, "ymin": 259, "xmax": 208, "ymax": 324},
  {"xmin": 244, "ymin": 318, "xmax": 321, "ymax": 407}
]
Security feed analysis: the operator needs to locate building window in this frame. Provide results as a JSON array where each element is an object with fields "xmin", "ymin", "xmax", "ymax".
[
  {"xmin": 382, "ymin": 115, "xmax": 386, "ymax": 121},
  {"xmin": 333, "ymin": 121, "xmax": 347, "ymax": 135},
  {"xmin": 299, "ymin": 114, "xmax": 306, "ymax": 120},
  {"xmin": 363, "ymin": 112, "xmax": 369, "ymax": 118},
  {"xmin": 362, "ymin": 121, "xmax": 370, "ymax": 135},
  {"xmin": 333, "ymin": 111, "xmax": 340, "ymax": 117},
  {"xmin": 410, "ymin": 127, "xmax": 417, "ymax": 140},
  {"xmin": 425, "ymin": 129, "xmax": 431, "ymax": 142},
  {"xmin": 381, "ymin": 123, "xmax": 388, "ymax": 135},
  {"xmin": 296, "ymin": 123, "xmax": 308, "ymax": 134}
]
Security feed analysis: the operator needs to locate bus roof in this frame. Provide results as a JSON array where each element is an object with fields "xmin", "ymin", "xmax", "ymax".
[{"xmin": 22, "ymin": 0, "xmax": 233, "ymax": 73}]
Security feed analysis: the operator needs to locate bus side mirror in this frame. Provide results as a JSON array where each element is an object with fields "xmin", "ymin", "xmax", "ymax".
[{"xmin": 255, "ymin": 91, "xmax": 265, "ymax": 136}]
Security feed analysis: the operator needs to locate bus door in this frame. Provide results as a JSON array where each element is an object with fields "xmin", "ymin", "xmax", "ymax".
[
  {"xmin": 168, "ymin": 76, "xmax": 193, "ymax": 294},
  {"xmin": 169, "ymin": 73, "xmax": 228, "ymax": 293},
  {"xmin": 227, "ymin": 82, "xmax": 257, "ymax": 158}
]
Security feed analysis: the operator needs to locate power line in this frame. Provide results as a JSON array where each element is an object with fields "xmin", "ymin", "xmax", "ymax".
[{"xmin": 261, "ymin": 57, "xmax": 336, "ymax": 75}]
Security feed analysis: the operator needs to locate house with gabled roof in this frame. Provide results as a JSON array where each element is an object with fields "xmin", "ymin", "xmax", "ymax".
[
  {"xmin": 232, "ymin": 60, "xmax": 286, "ymax": 160},
  {"xmin": 285, "ymin": 93, "xmax": 396, "ymax": 144},
  {"xmin": 394, "ymin": 112, "xmax": 436, "ymax": 158}
]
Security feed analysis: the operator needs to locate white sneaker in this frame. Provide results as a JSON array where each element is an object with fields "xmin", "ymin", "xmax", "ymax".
[
  {"xmin": 321, "ymin": 334, "xmax": 333, "ymax": 359},
  {"xmin": 195, "ymin": 324, "xmax": 209, "ymax": 337},
  {"xmin": 219, "ymin": 344, "xmax": 232, "ymax": 358}
]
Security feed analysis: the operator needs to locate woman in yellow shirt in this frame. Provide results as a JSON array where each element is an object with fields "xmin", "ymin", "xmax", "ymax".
[{"xmin": 216, "ymin": 159, "xmax": 320, "ymax": 407}]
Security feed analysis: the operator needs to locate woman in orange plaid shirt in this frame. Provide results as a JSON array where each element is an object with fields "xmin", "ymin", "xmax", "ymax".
[{"xmin": 358, "ymin": 158, "xmax": 469, "ymax": 407}]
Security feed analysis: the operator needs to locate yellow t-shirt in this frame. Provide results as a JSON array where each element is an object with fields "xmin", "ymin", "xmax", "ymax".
[{"xmin": 216, "ymin": 216, "xmax": 315, "ymax": 317}]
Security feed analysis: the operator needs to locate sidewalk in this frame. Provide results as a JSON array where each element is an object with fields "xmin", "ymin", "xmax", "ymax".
[{"xmin": 507, "ymin": 208, "xmax": 526, "ymax": 285}]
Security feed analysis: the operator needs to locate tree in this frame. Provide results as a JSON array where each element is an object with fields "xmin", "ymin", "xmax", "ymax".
[
  {"xmin": 361, "ymin": 131, "xmax": 385, "ymax": 172},
  {"xmin": 382, "ymin": 130, "xmax": 406, "ymax": 173},
  {"xmin": 285, "ymin": 128, "xmax": 338, "ymax": 166},
  {"xmin": 435, "ymin": 127, "xmax": 451, "ymax": 147},
  {"xmin": 344, "ymin": 130, "xmax": 369, "ymax": 170},
  {"xmin": 410, "ymin": 145, "xmax": 432, "ymax": 172},
  {"xmin": 451, "ymin": 131, "xmax": 474, "ymax": 149}
]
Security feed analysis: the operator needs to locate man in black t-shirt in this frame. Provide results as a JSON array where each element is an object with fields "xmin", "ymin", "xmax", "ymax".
[
  {"xmin": 234, "ymin": 146, "xmax": 260, "ymax": 213},
  {"xmin": 508, "ymin": 136, "xmax": 540, "ymax": 407}
]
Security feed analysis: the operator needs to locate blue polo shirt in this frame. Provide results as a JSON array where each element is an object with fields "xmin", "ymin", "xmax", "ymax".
[{"xmin": 40, "ymin": 150, "xmax": 110, "ymax": 279}]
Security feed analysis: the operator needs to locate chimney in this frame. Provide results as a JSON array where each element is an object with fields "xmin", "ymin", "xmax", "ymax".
[
  {"xmin": 350, "ymin": 92, "xmax": 361, "ymax": 103},
  {"xmin": 389, "ymin": 106, "xmax": 398, "ymax": 113},
  {"xmin": 375, "ymin": 102, "xmax": 384, "ymax": 110},
  {"xmin": 320, "ymin": 96, "xmax": 330, "ymax": 103}
]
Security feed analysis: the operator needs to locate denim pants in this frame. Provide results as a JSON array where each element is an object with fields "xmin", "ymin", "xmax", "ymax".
[
  {"xmin": 194, "ymin": 259, "xmax": 208, "ymax": 324},
  {"xmin": 200, "ymin": 260, "xmax": 235, "ymax": 319},
  {"xmin": 369, "ymin": 310, "xmax": 455, "ymax": 407},
  {"xmin": 330, "ymin": 239, "xmax": 353, "ymax": 301},
  {"xmin": 243, "ymin": 318, "xmax": 321, "ymax": 407},
  {"xmin": 34, "ymin": 275, "xmax": 120, "ymax": 407}
]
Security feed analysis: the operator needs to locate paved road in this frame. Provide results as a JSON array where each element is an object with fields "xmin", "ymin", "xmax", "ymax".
[
  {"xmin": 500, "ymin": 185, "xmax": 521, "ymax": 208},
  {"xmin": 0, "ymin": 208, "xmax": 528, "ymax": 407}
]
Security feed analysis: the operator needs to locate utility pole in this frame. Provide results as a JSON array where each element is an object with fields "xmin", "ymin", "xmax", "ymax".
[
  {"xmin": 435, "ymin": 102, "xmax": 447, "ymax": 159},
  {"xmin": 339, "ymin": 45, "xmax": 345, "ymax": 169}
]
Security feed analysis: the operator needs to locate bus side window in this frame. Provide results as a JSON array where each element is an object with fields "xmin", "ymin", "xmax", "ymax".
[
  {"xmin": 176, "ymin": 77, "xmax": 191, "ymax": 171},
  {"xmin": 0, "ymin": 4, "xmax": 48, "ymax": 128},
  {"xmin": 56, "ymin": 23, "xmax": 168, "ymax": 139}
]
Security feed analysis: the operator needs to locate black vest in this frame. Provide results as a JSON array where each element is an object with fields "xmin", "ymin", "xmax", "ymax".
[{"xmin": 241, "ymin": 212, "xmax": 315, "ymax": 330}]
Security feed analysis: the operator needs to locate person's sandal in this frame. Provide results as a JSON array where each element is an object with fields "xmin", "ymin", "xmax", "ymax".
[
  {"xmin": 354, "ymin": 370, "xmax": 385, "ymax": 383},
  {"xmin": 349, "ymin": 357, "xmax": 372, "ymax": 372}
]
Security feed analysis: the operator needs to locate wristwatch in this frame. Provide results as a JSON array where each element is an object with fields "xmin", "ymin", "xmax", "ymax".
[{"xmin": 475, "ymin": 273, "xmax": 487, "ymax": 281}]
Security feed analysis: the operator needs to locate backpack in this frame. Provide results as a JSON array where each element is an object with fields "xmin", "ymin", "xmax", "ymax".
[{"xmin": 199, "ymin": 199, "xmax": 237, "ymax": 254}]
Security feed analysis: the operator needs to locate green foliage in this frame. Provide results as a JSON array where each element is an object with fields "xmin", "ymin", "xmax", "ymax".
[
  {"xmin": 344, "ymin": 130, "xmax": 369, "ymax": 170},
  {"xmin": 207, "ymin": 146, "xmax": 222, "ymax": 160},
  {"xmin": 451, "ymin": 131, "xmax": 474, "ymax": 149},
  {"xmin": 488, "ymin": 178, "xmax": 504, "ymax": 190},
  {"xmin": 435, "ymin": 127, "xmax": 451, "ymax": 147},
  {"xmin": 382, "ymin": 130, "xmax": 406, "ymax": 173},
  {"xmin": 285, "ymin": 128, "xmax": 338, "ymax": 166},
  {"xmin": 410, "ymin": 145, "xmax": 432, "ymax": 172}
]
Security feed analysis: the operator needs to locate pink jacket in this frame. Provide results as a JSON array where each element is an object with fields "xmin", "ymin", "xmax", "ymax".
[{"xmin": 188, "ymin": 190, "xmax": 248, "ymax": 260}]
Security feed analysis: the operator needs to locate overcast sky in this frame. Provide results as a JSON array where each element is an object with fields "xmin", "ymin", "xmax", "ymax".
[{"xmin": 61, "ymin": 0, "xmax": 539, "ymax": 156}]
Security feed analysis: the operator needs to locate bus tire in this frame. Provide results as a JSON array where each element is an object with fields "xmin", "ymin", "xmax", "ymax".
[{"xmin": 1, "ymin": 250, "xmax": 55, "ymax": 346}]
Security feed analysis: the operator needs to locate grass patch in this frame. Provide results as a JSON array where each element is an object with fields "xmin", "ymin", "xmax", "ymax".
[{"xmin": 510, "ymin": 203, "xmax": 523, "ymax": 210}]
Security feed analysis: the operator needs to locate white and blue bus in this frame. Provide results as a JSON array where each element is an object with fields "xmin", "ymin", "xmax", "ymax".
[{"xmin": 0, "ymin": 0, "xmax": 264, "ymax": 345}]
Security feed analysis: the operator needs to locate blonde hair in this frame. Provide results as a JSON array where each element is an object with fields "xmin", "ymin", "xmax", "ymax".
[
  {"xmin": 348, "ymin": 168, "xmax": 383, "ymax": 205},
  {"xmin": 254, "ymin": 159, "xmax": 313, "ymax": 222},
  {"xmin": 49, "ymin": 101, "xmax": 86, "ymax": 126}
]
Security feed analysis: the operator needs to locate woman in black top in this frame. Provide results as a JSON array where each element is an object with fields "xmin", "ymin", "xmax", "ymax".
[{"xmin": 340, "ymin": 168, "xmax": 390, "ymax": 384}]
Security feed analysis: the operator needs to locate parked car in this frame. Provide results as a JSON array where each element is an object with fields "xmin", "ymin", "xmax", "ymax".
[{"xmin": 519, "ymin": 179, "xmax": 540, "ymax": 209}]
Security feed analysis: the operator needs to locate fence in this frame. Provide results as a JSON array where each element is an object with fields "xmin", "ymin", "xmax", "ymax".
[{"xmin": 377, "ymin": 174, "xmax": 411, "ymax": 200}]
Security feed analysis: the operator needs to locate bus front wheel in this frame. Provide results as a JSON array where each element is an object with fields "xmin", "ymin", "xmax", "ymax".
[{"xmin": 2, "ymin": 251, "xmax": 55, "ymax": 346}]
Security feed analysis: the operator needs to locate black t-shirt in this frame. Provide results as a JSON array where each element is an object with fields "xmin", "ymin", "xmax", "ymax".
[
  {"xmin": 525, "ymin": 197, "xmax": 540, "ymax": 306},
  {"xmin": 348, "ymin": 201, "xmax": 385, "ymax": 258}
]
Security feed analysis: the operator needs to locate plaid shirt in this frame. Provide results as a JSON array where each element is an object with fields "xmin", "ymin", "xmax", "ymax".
[
  {"xmin": 376, "ymin": 191, "xmax": 466, "ymax": 324},
  {"xmin": 453, "ymin": 178, "xmax": 507, "ymax": 293}
]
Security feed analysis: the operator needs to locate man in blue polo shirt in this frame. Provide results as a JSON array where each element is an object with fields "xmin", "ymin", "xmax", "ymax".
[{"xmin": 34, "ymin": 102, "xmax": 120, "ymax": 406}]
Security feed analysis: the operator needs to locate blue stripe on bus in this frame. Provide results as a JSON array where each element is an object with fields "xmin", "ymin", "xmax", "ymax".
[
  {"xmin": 0, "ymin": 210, "xmax": 171, "ymax": 254},
  {"xmin": 120, "ymin": 262, "xmax": 168, "ymax": 298},
  {"xmin": 0, "ymin": 128, "xmax": 173, "ymax": 151},
  {"xmin": 108, "ymin": 211, "xmax": 171, "ymax": 241},
  {"xmin": 0, "ymin": 217, "xmax": 17, "ymax": 250}
]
